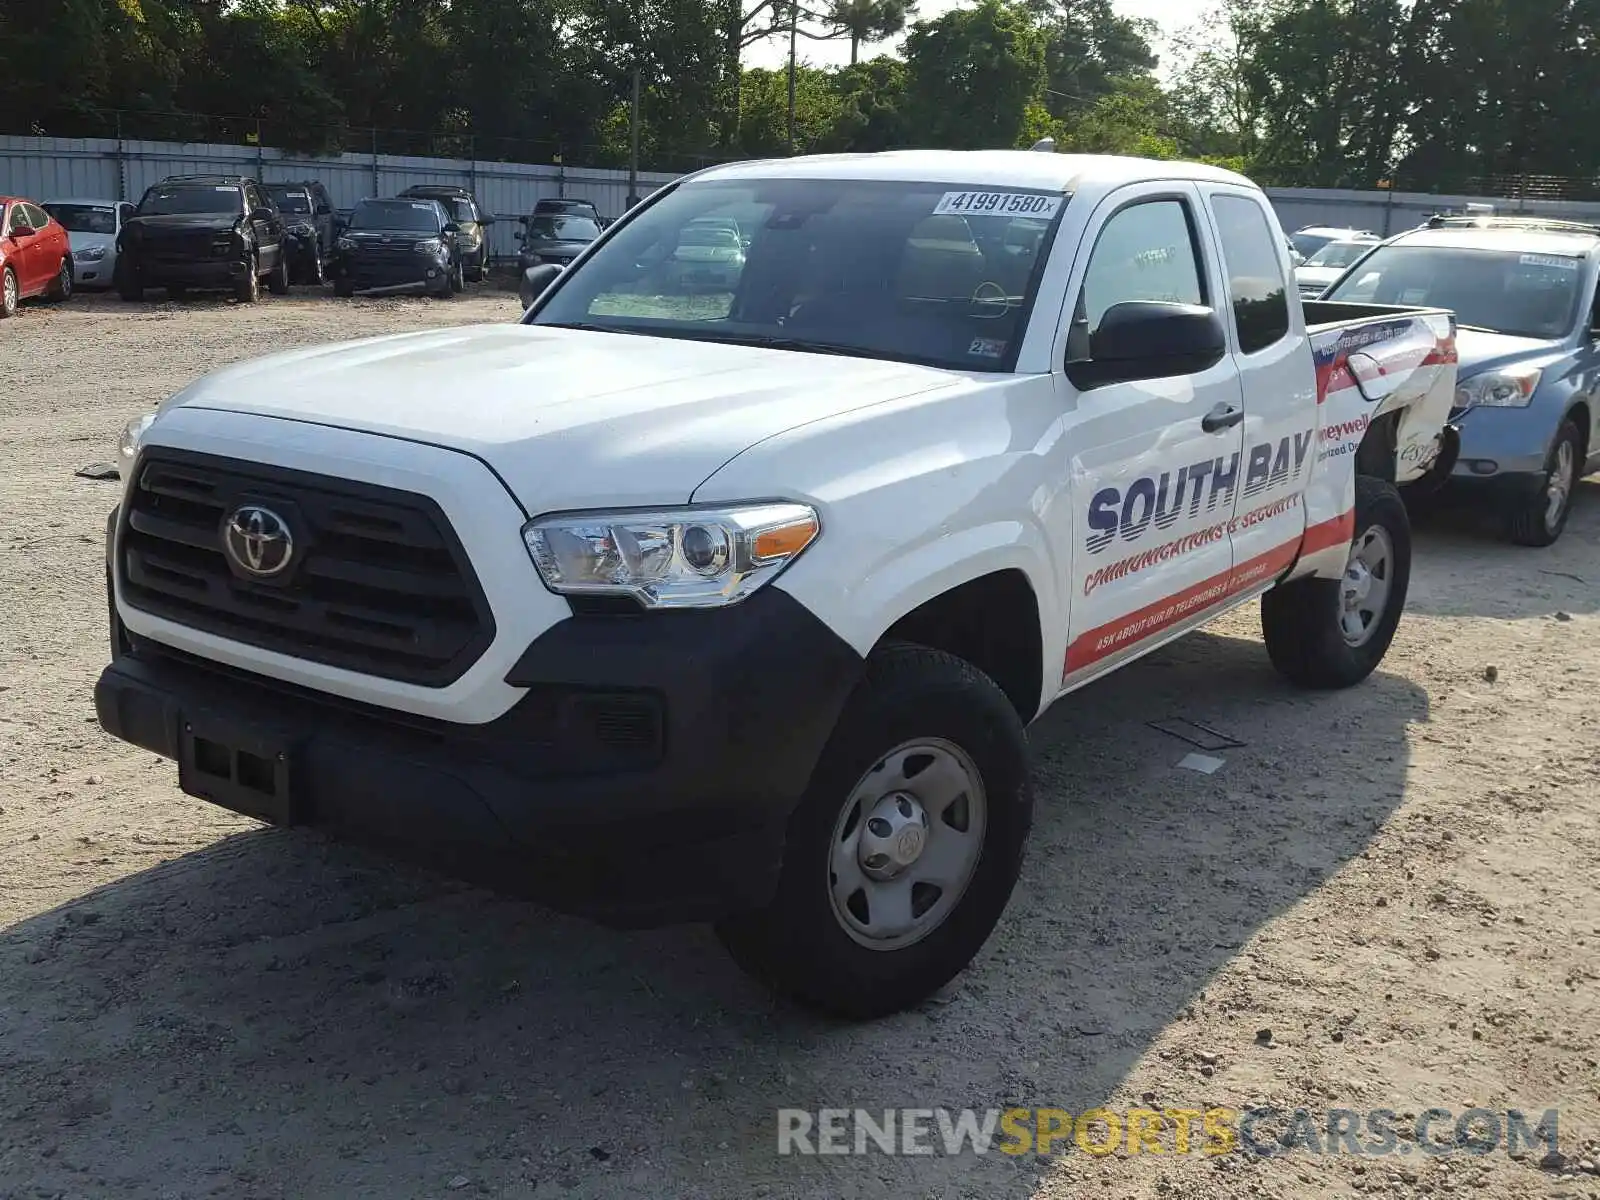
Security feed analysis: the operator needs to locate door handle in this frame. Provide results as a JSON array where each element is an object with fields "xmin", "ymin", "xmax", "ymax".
[{"xmin": 1202, "ymin": 404, "xmax": 1244, "ymax": 433}]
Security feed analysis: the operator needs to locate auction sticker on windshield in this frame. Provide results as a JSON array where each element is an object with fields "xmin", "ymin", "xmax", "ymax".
[
  {"xmin": 1519, "ymin": 253, "xmax": 1580, "ymax": 271},
  {"xmin": 933, "ymin": 191, "xmax": 1063, "ymax": 219}
]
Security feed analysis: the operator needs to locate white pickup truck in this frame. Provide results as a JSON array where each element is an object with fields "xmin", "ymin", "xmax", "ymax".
[{"xmin": 98, "ymin": 151, "xmax": 1459, "ymax": 1018}]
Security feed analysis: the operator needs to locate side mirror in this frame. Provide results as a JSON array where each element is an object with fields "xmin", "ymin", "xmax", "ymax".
[
  {"xmin": 519, "ymin": 263, "xmax": 564, "ymax": 310},
  {"xmin": 513, "ymin": 229, "xmax": 524, "ymax": 241},
  {"xmin": 481, "ymin": 215, "xmax": 496, "ymax": 226},
  {"xmin": 1068, "ymin": 302, "xmax": 1227, "ymax": 389},
  {"xmin": 442, "ymin": 222, "xmax": 461, "ymax": 234}
]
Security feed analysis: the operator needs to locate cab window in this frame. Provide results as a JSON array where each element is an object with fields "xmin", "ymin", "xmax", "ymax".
[
  {"xmin": 1068, "ymin": 198, "xmax": 1206, "ymax": 363},
  {"xmin": 1210, "ymin": 194, "xmax": 1291, "ymax": 353}
]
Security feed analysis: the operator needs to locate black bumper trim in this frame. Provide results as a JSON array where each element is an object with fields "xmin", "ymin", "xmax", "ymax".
[{"xmin": 96, "ymin": 586, "xmax": 864, "ymax": 926}]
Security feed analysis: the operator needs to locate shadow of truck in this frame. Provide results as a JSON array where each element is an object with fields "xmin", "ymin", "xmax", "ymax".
[{"xmin": 0, "ymin": 625, "xmax": 1426, "ymax": 1198}]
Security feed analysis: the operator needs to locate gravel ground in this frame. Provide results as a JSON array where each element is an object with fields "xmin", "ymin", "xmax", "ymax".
[{"xmin": 1, "ymin": 287, "xmax": 1597, "ymax": 1200}]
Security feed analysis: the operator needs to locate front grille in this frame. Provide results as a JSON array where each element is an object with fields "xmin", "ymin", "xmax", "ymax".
[{"xmin": 119, "ymin": 449, "xmax": 495, "ymax": 687}]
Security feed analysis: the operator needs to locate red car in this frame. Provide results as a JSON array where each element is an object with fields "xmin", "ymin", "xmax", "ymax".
[{"xmin": 0, "ymin": 195, "xmax": 73, "ymax": 317}]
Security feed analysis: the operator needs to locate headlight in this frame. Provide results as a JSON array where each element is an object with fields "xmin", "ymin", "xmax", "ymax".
[
  {"xmin": 413, "ymin": 238, "xmax": 445, "ymax": 255},
  {"xmin": 337, "ymin": 236, "xmax": 356, "ymax": 252},
  {"xmin": 1455, "ymin": 366, "xmax": 1542, "ymax": 409},
  {"xmin": 521, "ymin": 502, "xmax": 820, "ymax": 609},
  {"xmin": 118, "ymin": 413, "xmax": 156, "ymax": 475},
  {"xmin": 75, "ymin": 246, "xmax": 107, "ymax": 262}
]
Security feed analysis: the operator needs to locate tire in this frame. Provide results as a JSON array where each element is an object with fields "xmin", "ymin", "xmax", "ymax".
[
  {"xmin": 1506, "ymin": 419, "xmax": 1582, "ymax": 547},
  {"xmin": 267, "ymin": 253, "xmax": 290, "ymax": 296},
  {"xmin": 0, "ymin": 266, "xmax": 17, "ymax": 318},
  {"xmin": 1261, "ymin": 475, "xmax": 1411, "ymax": 689},
  {"xmin": 46, "ymin": 256, "xmax": 73, "ymax": 302},
  {"xmin": 449, "ymin": 257, "xmax": 465, "ymax": 294},
  {"xmin": 334, "ymin": 277, "xmax": 354, "ymax": 299},
  {"xmin": 714, "ymin": 643, "xmax": 1032, "ymax": 1019},
  {"xmin": 115, "ymin": 259, "xmax": 142, "ymax": 302},
  {"xmin": 309, "ymin": 242, "xmax": 326, "ymax": 286},
  {"xmin": 234, "ymin": 255, "xmax": 259, "ymax": 304}
]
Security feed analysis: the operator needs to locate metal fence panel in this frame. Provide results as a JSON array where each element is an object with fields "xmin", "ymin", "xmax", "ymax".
[
  {"xmin": 0, "ymin": 134, "xmax": 680, "ymax": 262},
  {"xmin": 1265, "ymin": 187, "xmax": 1600, "ymax": 239}
]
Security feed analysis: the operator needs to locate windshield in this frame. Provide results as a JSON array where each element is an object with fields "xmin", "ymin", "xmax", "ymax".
[
  {"xmin": 1326, "ymin": 244, "xmax": 1585, "ymax": 339},
  {"xmin": 268, "ymin": 188, "xmax": 312, "ymax": 214},
  {"xmin": 527, "ymin": 178, "xmax": 1066, "ymax": 372},
  {"xmin": 350, "ymin": 201, "xmax": 443, "ymax": 232},
  {"xmin": 43, "ymin": 203, "xmax": 116, "ymax": 234},
  {"xmin": 138, "ymin": 184, "xmax": 243, "ymax": 217},
  {"xmin": 529, "ymin": 215, "xmax": 599, "ymax": 241},
  {"xmin": 442, "ymin": 198, "xmax": 474, "ymax": 223},
  {"xmin": 1306, "ymin": 240, "xmax": 1374, "ymax": 268}
]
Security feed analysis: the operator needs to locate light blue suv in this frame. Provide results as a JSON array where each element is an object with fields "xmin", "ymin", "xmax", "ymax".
[{"xmin": 1323, "ymin": 215, "xmax": 1600, "ymax": 545}]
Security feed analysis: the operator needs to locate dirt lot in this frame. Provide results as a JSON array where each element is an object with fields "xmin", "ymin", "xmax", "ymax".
[{"xmin": 1, "ymin": 287, "xmax": 1597, "ymax": 1200}]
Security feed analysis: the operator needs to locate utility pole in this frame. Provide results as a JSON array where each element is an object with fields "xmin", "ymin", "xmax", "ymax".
[
  {"xmin": 786, "ymin": 0, "xmax": 798, "ymax": 155},
  {"xmin": 628, "ymin": 63, "xmax": 641, "ymax": 208}
]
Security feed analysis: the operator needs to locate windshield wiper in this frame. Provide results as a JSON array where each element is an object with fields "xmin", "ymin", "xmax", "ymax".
[{"xmin": 538, "ymin": 321, "xmax": 649, "ymax": 336}]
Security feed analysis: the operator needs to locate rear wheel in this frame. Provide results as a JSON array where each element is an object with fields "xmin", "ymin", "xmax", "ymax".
[
  {"xmin": 715, "ymin": 643, "xmax": 1032, "ymax": 1018},
  {"xmin": 1507, "ymin": 419, "xmax": 1581, "ymax": 547},
  {"xmin": 234, "ymin": 255, "xmax": 260, "ymax": 304},
  {"xmin": 334, "ymin": 277, "xmax": 354, "ymax": 298},
  {"xmin": 1261, "ymin": 475, "xmax": 1411, "ymax": 689},
  {"xmin": 267, "ymin": 253, "xmax": 290, "ymax": 296},
  {"xmin": 46, "ymin": 256, "xmax": 73, "ymax": 302},
  {"xmin": 0, "ymin": 266, "xmax": 18, "ymax": 317}
]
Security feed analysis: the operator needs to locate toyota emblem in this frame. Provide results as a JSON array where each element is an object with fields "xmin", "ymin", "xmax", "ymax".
[{"xmin": 223, "ymin": 504, "xmax": 294, "ymax": 577}]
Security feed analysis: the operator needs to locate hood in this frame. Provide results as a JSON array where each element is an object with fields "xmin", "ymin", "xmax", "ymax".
[
  {"xmin": 161, "ymin": 323, "xmax": 967, "ymax": 512},
  {"xmin": 1453, "ymin": 328, "xmax": 1565, "ymax": 378},
  {"xmin": 124, "ymin": 213, "xmax": 240, "ymax": 238}
]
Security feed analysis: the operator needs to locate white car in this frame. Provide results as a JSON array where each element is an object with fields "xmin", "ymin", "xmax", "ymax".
[
  {"xmin": 1294, "ymin": 236, "xmax": 1381, "ymax": 298},
  {"xmin": 41, "ymin": 198, "xmax": 135, "ymax": 290},
  {"xmin": 1289, "ymin": 224, "xmax": 1377, "ymax": 261},
  {"xmin": 100, "ymin": 151, "xmax": 1459, "ymax": 1019}
]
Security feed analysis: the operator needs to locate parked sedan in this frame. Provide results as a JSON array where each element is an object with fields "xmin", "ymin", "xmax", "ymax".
[
  {"xmin": 668, "ymin": 223, "xmax": 746, "ymax": 291},
  {"xmin": 332, "ymin": 198, "xmax": 462, "ymax": 297},
  {"xmin": 42, "ymin": 198, "xmax": 134, "ymax": 289},
  {"xmin": 1293, "ymin": 235, "xmax": 1379, "ymax": 298},
  {"xmin": 0, "ymin": 196, "xmax": 74, "ymax": 317}
]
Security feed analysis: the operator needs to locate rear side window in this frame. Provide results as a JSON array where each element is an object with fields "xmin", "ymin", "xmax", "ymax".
[{"xmin": 1211, "ymin": 195, "xmax": 1290, "ymax": 353}]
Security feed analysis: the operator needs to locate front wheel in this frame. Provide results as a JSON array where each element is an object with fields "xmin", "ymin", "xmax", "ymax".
[
  {"xmin": 715, "ymin": 643, "xmax": 1032, "ymax": 1019},
  {"xmin": 1261, "ymin": 475, "xmax": 1411, "ymax": 689},
  {"xmin": 0, "ymin": 266, "xmax": 18, "ymax": 317},
  {"xmin": 267, "ymin": 253, "xmax": 290, "ymax": 296},
  {"xmin": 1506, "ymin": 419, "xmax": 1582, "ymax": 547},
  {"xmin": 115, "ymin": 258, "xmax": 142, "ymax": 302}
]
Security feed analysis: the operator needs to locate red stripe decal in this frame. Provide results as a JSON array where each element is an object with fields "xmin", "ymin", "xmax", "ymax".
[{"xmin": 1063, "ymin": 508, "xmax": 1355, "ymax": 677}]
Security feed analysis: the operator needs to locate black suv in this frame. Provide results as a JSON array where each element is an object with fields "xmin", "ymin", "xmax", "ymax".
[
  {"xmin": 515, "ymin": 210, "xmax": 602, "ymax": 273},
  {"xmin": 266, "ymin": 180, "xmax": 336, "ymax": 285},
  {"xmin": 396, "ymin": 185, "xmax": 494, "ymax": 281},
  {"xmin": 332, "ymin": 197, "xmax": 463, "ymax": 298},
  {"xmin": 115, "ymin": 175, "xmax": 289, "ymax": 303}
]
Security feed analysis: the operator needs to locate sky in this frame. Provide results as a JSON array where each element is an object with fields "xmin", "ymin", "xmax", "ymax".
[{"xmin": 743, "ymin": 0, "xmax": 1193, "ymax": 71}]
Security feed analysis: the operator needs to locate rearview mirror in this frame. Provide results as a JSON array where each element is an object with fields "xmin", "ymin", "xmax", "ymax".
[
  {"xmin": 1068, "ymin": 301, "xmax": 1227, "ymax": 389},
  {"xmin": 519, "ymin": 263, "xmax": 564, "ymax": 310}
]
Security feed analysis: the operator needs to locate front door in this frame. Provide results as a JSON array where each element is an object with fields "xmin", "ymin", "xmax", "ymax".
[
  {"xmin": 1053, "ymin": 184, "xmax": 1246, "ymax": 691},
  {"xmin": 1201, "ymin": 186, "xmax": 1321, "ymax": 580}
]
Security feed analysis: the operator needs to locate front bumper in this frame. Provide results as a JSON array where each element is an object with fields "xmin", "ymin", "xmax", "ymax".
[
  {"xmin": 1448, "ymin": 402, "xmax": 1556, "ymax": 482},
  {"xmin": 96, "ymin": 544, "xmax": 864, "ymax": 925},
  {"xmin": 132, "ymin": 255, "xmax": 248, "ymax": 288},
  {"xmin": 334, "ymin": 256, "xmax": 449, "ymax": 293}
]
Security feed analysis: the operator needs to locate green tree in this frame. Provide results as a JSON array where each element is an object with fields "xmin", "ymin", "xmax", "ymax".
[
  {"xmin": 902, "ymin": 0, "xmax": 1046, "ymax": 150},
  {"xmin": 818, "ymin": 0, "xmax": 916, "ymax": 64}
]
